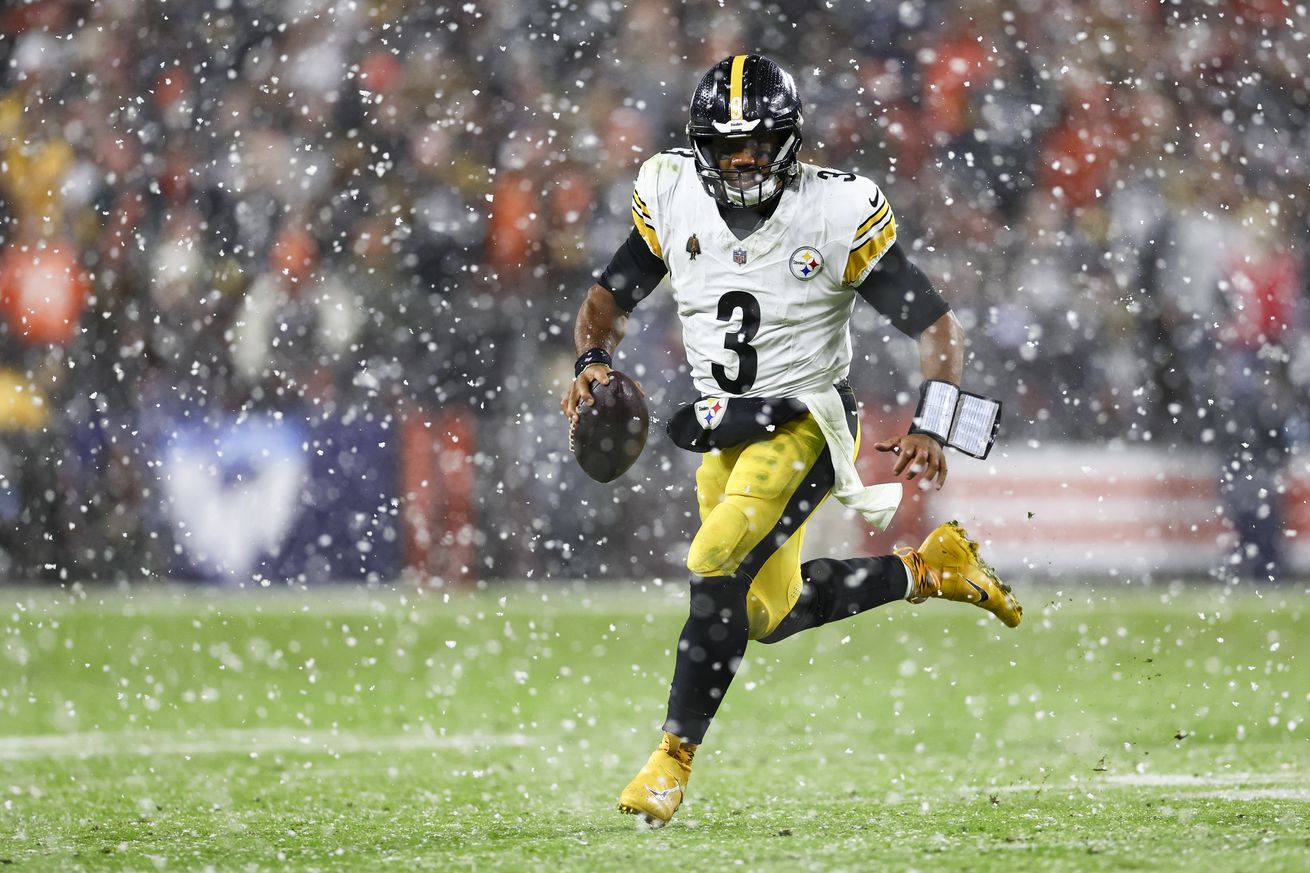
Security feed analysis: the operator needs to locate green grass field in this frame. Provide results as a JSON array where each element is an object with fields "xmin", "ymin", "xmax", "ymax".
[{"xmin": 1, "ymin": 583, "xmax": 1307, "ymax": 871}]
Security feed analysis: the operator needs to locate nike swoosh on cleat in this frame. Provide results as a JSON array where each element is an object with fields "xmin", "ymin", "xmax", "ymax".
[
  {"xmin": 646, "ymin": 785, "xmax": 682, "ymax": 801},
  {"xmin": 966, "ymin": 580, "xmax": 988, "ymax": 603}
]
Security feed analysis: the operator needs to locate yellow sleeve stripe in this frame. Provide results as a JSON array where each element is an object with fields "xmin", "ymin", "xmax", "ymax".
[
  {"xmin": 632, "ymin": 206, "xmax": 663, "ymax": 258},
  {"xmin": 843, "ymin": 215, "xmax": 897, "ymax": 284},
  {"xmin": 633, "ymin": 189, "xmax": 652, "ymax": 214},
  {"xmin": 851, "ymin": 207, "xmax": 893, "ymax": 251},
  {"xmin": 631, "ymin": 193, "xmax": 653, "ymax": 223},
  {"xmin": 854, "ymin": 200, "xmax": 890, "ymax": 239}
]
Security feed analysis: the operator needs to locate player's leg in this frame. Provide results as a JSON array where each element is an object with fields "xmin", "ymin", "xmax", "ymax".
[
  {"xmin": 616, "ymin": 443, "xmax": 741, "ymax": 826},
  {"xmin": 741, "ymin": 401, "xmax": 915, "ymax": 643},
  {"xmin": 752, "ymin": 552, "xmax": 916, "ymax": 643},
  {"xmin": 663, "ymin": 412, "xmax": 832, "ymax": 744},
  {"xmin": 759, "ymin": 521, "xmax": 1023, "ymax": 642},
  {"xmin": 618, "ymin": 411, "xmax": 836, "ymax": 826},
  {"xmin": 756, "ymin": 552, "xmax": 919, "ymax": 643},
  {"xmin": 747, "ymin": 416, "xmax": 1021, "ymax": 640}
]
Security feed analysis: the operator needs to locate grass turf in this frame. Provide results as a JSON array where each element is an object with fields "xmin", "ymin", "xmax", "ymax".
[{"xmin": 1, "ymin": 583, "xmax": 1307, "ymax": 871}]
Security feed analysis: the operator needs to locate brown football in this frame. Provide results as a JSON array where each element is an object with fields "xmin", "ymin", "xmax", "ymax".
[{"xmin": 570, "ymin": 371, "xmax": 649, "ymax": 482}]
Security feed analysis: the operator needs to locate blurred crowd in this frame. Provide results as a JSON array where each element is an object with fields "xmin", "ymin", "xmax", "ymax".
[{"xmin": 0, "ymin": 0, "xmax": 1306, "ymax": 582}]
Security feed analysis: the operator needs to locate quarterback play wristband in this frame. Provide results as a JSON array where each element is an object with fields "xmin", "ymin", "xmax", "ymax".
[
  {"xmin": 908, "ymin": 379, "xmax": 1003, "ymax": 459},
  {"xmin": 575, "ymin": 347, "xmax": 613, "ymax": 377},
  {"xmin": 908, "ymin": 379, "xmax": 956, "ymax": 445}
]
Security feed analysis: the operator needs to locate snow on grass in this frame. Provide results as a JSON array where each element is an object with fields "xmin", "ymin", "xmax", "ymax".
[{"xmin": 0, "ymin": 728, "xmax": 535, "ymax": 760}]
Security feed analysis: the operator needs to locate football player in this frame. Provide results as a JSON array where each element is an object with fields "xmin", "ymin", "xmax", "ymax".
[{"xmin": 560, "ymin": 54, "xmax": 1022, "ymax": 828}]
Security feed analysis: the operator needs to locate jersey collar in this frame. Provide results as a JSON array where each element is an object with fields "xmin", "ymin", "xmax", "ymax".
[{"xmin": 703, "ymin": 172, "xmax": 801, "ymax": 258}]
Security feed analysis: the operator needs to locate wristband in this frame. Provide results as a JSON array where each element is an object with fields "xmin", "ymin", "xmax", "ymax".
[
  {"xmin": 908, "ymin": 379, "xmax": 956, "ymax": 446},
  {"xmin": 907, "ymin": 379, "xmax": 1003, "ymax": 459},
  {"xmin": 574, "ymin": 347, "xmax": 612, "ymax": 377}
]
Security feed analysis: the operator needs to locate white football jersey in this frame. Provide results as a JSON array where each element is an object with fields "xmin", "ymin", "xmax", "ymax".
[{"xmin": 630, "ymin": 149, "xmax": 897, "ymax": 398}]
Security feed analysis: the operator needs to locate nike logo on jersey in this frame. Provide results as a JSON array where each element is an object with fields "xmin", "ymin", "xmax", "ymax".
[{"xmin": 966, "ymin": 580, "xmax": 988, "ymax": 603}]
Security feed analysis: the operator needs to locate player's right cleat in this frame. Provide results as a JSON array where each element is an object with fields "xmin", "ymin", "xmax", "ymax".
[
  {"xmin": 617, "ymin": 733, "xmax": 694, "ymax": 828},
  {"xmin": 915, "ymin": 521, "xmax": 1022, "ymax": 628}
]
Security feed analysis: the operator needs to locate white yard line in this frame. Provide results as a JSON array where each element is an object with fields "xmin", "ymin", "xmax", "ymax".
[
  {"xmin": 1097, "ymin": 772, "xmax": 1307, "ymax": 787},
  {"xmin": 963, "ymin": 771, "xmax": 1308, "ymax": 796},
  {"xmin": 0, "ymin": 729, "xmax": 535, "ymax": 761},
  {"xmin": 1190, "ymin": 788, "xmax": 1310, "ymax": 801}
]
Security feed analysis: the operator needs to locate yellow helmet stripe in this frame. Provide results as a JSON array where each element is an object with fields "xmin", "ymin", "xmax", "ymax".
[{"xmin": 729, "ymin": 55, "xmax": 747, "ymax": 121}]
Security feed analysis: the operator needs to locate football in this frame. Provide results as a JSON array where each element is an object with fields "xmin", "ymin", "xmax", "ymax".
[{"xmin": 570, "ymin": 370, "xmax": 649, "ymax": 482}]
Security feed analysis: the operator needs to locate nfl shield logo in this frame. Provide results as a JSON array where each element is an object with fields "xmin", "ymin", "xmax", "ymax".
[
  {"xmin": 694, "ymin": 397, "xmax": 728, "ymax": 430},
  {"xmin": 732, "ymin": 247, "xmax": 748, "ymax": 265}
]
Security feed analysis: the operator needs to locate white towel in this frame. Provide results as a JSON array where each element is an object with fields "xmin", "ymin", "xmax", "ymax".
[{"xmin": 799, "ymin": 387, "xmax": 902, "ymax": 531}]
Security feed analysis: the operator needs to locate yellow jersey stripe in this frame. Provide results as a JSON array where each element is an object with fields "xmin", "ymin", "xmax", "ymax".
[
  {"xmin": 854, "ymin": 200, "xmax": 891, "ymax": 239},
  {"xmin": 632, "ymin": 207, "xmax": 663, "ymax": 258},
  {"xmin": 631, "ymin": 194, "xmax": 653, "ymax": 222},
  {"xmin": 633, "ymin": 189, "xmax": 651, "ymax": 213},
  {"xmin": 852, "ymin": 210, "xmax": 893, "ymax": 250},
  {"xmin": 843, "ymin": 216, "xmax": 898, "ymax": 284},
  {"xmin": 729, "ymin": 55, "xmax": 746, "ymax": 121}
]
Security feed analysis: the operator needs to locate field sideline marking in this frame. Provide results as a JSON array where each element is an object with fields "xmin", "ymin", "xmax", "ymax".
[{"xmin": 0, "ymin": 728, "xmax": 534, "ymax": 761}]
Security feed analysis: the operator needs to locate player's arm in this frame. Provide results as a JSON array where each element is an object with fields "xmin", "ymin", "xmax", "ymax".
[
  {"xmin": 561, "ymin": 228, "xmax": 667, "ymax": 420},
  {"xmin": 858, "ymin": 240, "xmax": 962, "ymax": 379},
  {"xmin": 858, "ymin": 240, "xmax": 962, "ymax": 489}
]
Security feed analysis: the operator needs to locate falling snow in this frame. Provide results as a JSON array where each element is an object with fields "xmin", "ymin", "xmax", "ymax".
[{"xmin": 0, "ymin": 2, "xmax": 1303, "ymax": 586}]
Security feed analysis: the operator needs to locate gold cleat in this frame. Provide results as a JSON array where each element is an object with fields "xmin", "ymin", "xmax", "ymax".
[
  {"xmin": 617, "ymin": 733, "xmax": 694, "ymax": 828},
  {"xmin": 910, "ymin": 521, "xmax": 1022, "ymax": 627}
]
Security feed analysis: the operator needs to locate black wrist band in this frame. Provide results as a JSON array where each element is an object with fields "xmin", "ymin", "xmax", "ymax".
[
  {"xmin": 574, "ymin": 347, "xmax": 612, "ymax": 376},
  {"xmin": 909, "ymin": 428, "xmax": 948, "ymax": 447}
]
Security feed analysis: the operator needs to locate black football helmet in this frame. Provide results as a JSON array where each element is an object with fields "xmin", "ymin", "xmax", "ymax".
[{"xmin": 687, "ymin": 55, "xmax": 804, "ymax": 208}]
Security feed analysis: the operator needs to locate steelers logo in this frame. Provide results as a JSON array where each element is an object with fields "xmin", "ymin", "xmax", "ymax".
[{"xmin": 789, "ymin": 247, "xmax": 823, "ymax": 280}]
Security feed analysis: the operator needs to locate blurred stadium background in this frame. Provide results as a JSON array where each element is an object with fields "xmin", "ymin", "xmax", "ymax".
[{"xmin": 0, "ymin": 0, "xmax": 1307, "ymax": 588}]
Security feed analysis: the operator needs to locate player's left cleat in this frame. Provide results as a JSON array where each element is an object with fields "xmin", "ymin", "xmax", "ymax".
[
  {"xmin": 617, "ymin": 733, "xmax": 694, "ymax": 828},
  {"xmin": 909, "ymin": 521, "xmax": 1022, "ymax": 628}
]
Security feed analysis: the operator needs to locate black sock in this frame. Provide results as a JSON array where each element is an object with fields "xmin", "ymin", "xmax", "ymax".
[
  {"xmin": 759, "ymin": 556, "xmax": 907, "ymax": 644},
  {"xmin": 662, "ymin": 573, "xmax": 753, "ymax": 744}
]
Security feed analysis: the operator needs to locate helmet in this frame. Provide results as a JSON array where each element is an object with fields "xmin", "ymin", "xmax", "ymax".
[{"xmin": 686, "ymin": 55, "xmax": 804, "ymax": 208}]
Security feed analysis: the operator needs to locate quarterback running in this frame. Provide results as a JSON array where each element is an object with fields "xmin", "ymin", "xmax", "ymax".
[{"xmin": 560, "ymin": 54, "xmax": 1022, "ymax": 828}]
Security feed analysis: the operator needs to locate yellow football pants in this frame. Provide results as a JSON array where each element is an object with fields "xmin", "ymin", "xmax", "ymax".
[{"xmin": 687, "ymin": 410, "xmax": 859, "ymax": 640}]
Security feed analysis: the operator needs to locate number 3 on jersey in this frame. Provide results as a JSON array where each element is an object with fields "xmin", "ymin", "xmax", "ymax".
[{"xmin": 712, "ymin": 290, "xmax": 760, "ymax": 394}]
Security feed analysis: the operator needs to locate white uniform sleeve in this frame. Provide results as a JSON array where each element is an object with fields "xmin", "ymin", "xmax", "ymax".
[
  {"xmin": 631, "ymin": 157, "xmax": 666, "ymax": 259},
  {"xmin": 841, "ymin": 178, "xmax": 898, "ymax": 286}
]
